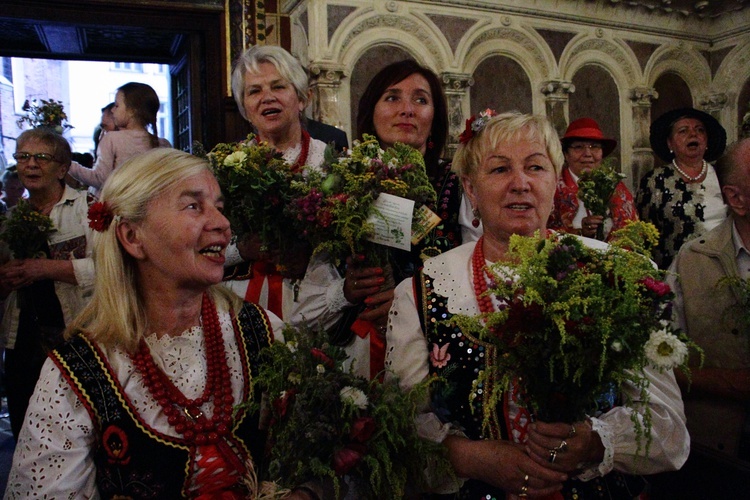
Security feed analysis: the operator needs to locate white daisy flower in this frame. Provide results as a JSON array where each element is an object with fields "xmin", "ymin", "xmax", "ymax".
[
  {"xmin": 316, "ymin": 364, "xmax": 326, "ymax": 374},
  {"xmin": 340, "ymin": 386, "xmax": 368, "ymax": 410},
  {"xmin": 644, "ymin": 328, "xmax": 688, "ymax": 369},
  {"xmin": 224, "ymin": 151, "xmax": 247, "ymax": 168}
]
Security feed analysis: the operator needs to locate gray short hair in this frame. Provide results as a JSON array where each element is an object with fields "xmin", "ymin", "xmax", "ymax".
[{"xmin": 231, "ymin": 45, "xmax": 309, "ymax": 121}]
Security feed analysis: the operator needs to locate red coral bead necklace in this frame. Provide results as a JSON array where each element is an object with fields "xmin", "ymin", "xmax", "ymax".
[
  {"xmin": 130, "ymin": 293, "xmax": 235, "ymax": 446},
  {"xmin": 471, "ymin": 236, "xmax": 495, "ymax": 314},
  {"xmin": 291, "ymin": 129, "xmax": 311, "ymax": 172}
]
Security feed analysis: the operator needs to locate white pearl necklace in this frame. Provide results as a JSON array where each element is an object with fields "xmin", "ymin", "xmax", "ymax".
[{"xmin": 671, "ymin": 159, "xmax": 707, "ymax": 182}]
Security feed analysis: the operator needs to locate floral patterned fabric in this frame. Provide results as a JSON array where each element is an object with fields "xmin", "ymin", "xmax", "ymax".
[
  {"xmin": 636, "ymin": 163, "xmax": 727, "ymax": 269},
  {"xmin": 548, "ymin": 167, "xmax": 638, "ymax": 241}
]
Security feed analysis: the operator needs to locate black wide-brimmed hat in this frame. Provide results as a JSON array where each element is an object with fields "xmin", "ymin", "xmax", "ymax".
[{"xmin": 649, "ymin": 107, "xmax": 727, "ymax": 163}]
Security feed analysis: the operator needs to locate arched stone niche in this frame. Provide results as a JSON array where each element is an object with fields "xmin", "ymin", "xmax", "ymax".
[
  {"xmin": 348, "ymin": 44, "xmax": 413, "ymax": 140},
  {"xmin": 470, "ymin": 55, "xmax": 532, "ymax": 116},
  {"xmin": 651, "ymin": 73, "xmax": 693, "ymax": 125},
  {"xmin": 569, "ymin": 65, "xmax": 622, "ymax": 169}
]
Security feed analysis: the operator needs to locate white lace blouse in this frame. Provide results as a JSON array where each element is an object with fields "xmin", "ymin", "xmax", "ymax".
[{"xmin": 4, "ymin": 308, "xmax": 284, "ymax": 499}]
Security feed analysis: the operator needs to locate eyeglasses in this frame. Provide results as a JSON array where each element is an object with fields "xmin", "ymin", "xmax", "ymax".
[
  {"xmin": 568, "ymin": 144, "xmax": 603, "ymax": 153},
  {"xmin": 12, "ymin": 152, "xmax": 59, "ymax": 165}
]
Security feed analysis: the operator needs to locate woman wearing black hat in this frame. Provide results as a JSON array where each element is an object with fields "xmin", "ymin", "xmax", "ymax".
[{"xmin": 636, "ymin": 107, "xmax": 728, "ymax": 269}]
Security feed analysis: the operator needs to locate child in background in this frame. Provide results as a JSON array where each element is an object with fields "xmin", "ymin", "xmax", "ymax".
[{"xmin": 68, "ymin": 82, "xmax": 171, "ymax": 197}]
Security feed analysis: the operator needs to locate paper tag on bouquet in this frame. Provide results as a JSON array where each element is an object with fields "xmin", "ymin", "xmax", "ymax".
[
  {"xmin": 411, "ymin": 204, "xmax": 441, "ymax": 245},
  {"xmin": 365, "ymin": 193, "xmax": 442, "ymax": 250},
  {"xmin": 365, "ymin": 193, "xmax": 414, "ymax": 251}
]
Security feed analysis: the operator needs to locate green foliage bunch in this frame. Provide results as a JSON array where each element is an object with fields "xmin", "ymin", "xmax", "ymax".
[
  {"xmin": 16, "ymin": 98, "xmax": 73, "ymax": 133},
  {"xmin": 206, "ymin": 134, "xmax": 305, "ymax": 255},
  {"xmin": 287, "ymin": 134, "xmax": 436, "ymax": 267},
  {"xmin": 249, "ymin": 324, "xmax": 450, "ymax": 499},
  {"xmin": 0, "ymin": 199, "xmax": 56, "ymax": 259},
  {"xmin": 454, "ymin": 223, "xmax": 700, "ymax": 453},
  {"xmin": 578, "ymin": 160, "xmax": 625, "ymax": 240}
]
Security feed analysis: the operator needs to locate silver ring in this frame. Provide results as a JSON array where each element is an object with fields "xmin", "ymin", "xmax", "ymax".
[
  {"xmin": 568, "ymin": 425, "xmax": 577, "ymax": 437},
  {"xmin": 548, "ymin": 449, "xmax": 557, "ymax": 463},
  {"xmin": 354, "ymin": 280, "xmax": 358, "ymax": 288},
  {"xmin": 556, "ymin": 439, "xmax": 568, "ymax": 452}
]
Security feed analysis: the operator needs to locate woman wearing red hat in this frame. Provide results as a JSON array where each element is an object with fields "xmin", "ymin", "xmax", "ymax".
[
  {"xmin": 636, "ymin": 107, "xmax": 727, "ymax": 269},
  {"xmin": 548, "ymin": 118, "xmax": 637, "ymax": 241}
]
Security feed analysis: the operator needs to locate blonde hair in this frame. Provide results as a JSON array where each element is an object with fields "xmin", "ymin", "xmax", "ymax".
[
  {"xmin": 452, "ymin": 111, "xmax": 564, "ymax": 179},
  {"xmin": 66, "ymin": 148, "xmax": 241, "ymax": 352}
]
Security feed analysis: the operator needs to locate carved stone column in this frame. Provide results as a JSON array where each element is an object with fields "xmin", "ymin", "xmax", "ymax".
[
  {"xmin": 699, "ymin": 92, "xmax": 730, "ymax": 154},
  {"xmin": 629, "ymin": 86, "xmax": 659, "ymax": 185},
  {"xmin": 441, "ymin": 72, "xmax": 474, "ymax": 159},
  {"xmin": 308, "ymin": 65, "xmax": 346, "ymax": 129},
  {"xmin": 699, "ymin": 92, "xmax": 728, "ymax": 118},
  {"xmin": 540, "ymin": 80, "xmax": 575, "ymax": 137}
]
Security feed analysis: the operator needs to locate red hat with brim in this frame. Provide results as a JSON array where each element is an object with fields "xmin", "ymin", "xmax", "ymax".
[
  {"xmin": 561, "ymin": 118, "xmax": 618, "ymax": 158},
  {"xmin": 649, "ymin": 107, "xmax": 726, "ymax": 163}
]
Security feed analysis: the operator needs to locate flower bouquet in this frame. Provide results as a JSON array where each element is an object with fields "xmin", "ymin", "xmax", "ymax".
[
  {"xmin": 286, "ymin": 134, "xmax": 437, "ymax": 268},
  {"xmin": 16, "ymin": 98, "xmax": 73, "ymax": 133},
  {"xmin": 205, "ymin": 135, "xmax": 309, "ymax": 274},
  {"xmin": 577, "ymin": 160, "xmax": 625, "ymax": 240},
  {"xmin": 454, "ymin": 222, "xmax": 699, "ymax": 451},
  {"xmin": 248, "ymin": 324, "xmax": 451, "ymax": 499},
  {"xmin": 0, "ymin": 199, "xmax": 56, "ymax": 259}
]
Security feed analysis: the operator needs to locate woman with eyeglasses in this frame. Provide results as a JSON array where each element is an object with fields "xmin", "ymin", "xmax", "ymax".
[
  {"xmin": 0, "ymin": 128, "xmax": 95, "ymax": 439},
  {"xmin": 547, "ymin": 118, "xmax": 637, "ymax": 241}
]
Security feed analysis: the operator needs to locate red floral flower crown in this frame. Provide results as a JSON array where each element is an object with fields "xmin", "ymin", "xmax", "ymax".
[
  {"xmin": 458, "ymin": 108, "xmax": 498, "ymax": 145},
  {"xmin": 87, "ymin": 201, "xmax": 118, "ymax": 232}
]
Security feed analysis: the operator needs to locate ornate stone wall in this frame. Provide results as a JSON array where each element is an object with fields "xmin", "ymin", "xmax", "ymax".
[{"xmin": 282, "ymin": 0, "xmax": 750, "ymax": 190}]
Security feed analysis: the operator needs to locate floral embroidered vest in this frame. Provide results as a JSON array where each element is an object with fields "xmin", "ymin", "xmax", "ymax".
[{"xmin": 51, "ymin": 302, "xmax": 273, "ymax": 498}]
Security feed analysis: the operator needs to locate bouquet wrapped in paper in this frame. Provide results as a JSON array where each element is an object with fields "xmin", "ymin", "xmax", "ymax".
[{"xmin": 455, "ymin": 222, "xmax": 700, "ymax": 451}]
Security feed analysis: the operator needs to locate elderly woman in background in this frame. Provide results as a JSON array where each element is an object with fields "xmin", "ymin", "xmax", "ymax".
[
  {"xmin": 0, "ymin": 128, "xmax": 94, "ymax": 440},
  {"xmin": 226, "ymin": 45, "xmax": 382, "ymax": 379},
  {"xmin": 5, "ymin": 148, "xmax": 320, "ymax": 499},
  {"xmin": 385, "ymin": 112, "xmax": 689, "ymax": 498},
  {"xmin": 637, "ymin": 107, "xmax": 727, "ymax": 268},
  {"xmin": 547, "ymin": 117, "xmax": 638, "ymax": 241}
]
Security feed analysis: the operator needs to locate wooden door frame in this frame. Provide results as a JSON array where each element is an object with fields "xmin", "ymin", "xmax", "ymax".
[{"xmin": 0, "ymin": 0, "xmax": 227, "ymax": 149}]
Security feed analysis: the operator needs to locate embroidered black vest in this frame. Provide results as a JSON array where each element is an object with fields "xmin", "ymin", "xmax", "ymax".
[
  {"xmin": 415, "ymin": 271, "xmax": 646, "ymax": 500},
  {"xmin": 50, "ymin": 302, "xmax": 273, "ymax": 499}
]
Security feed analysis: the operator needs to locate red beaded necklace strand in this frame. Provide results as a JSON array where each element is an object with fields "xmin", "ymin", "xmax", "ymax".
[
  {"xmin": 131, "ymin": 293, "xmax": 235, "ymax": 446},
  {"xmin": 471, "ymin": 236, "xmax": 494, "ymax": 314},
  {"xmin": 471, "ymin": 235, "xmax": 539, "ymax": 443},
  {"xmin": 291, "ymin": 129, "xmax": 312, "ymax": 172}
]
